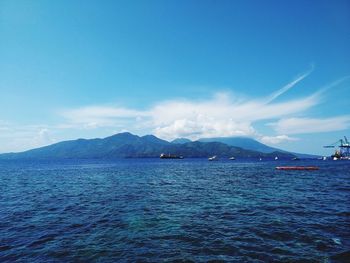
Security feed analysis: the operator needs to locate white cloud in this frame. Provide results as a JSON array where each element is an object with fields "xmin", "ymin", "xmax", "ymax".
[
  {"xmin": 34, "ymin": 128, "xmax": 54, "ymax": 146},
  {"xmin": 272, "ymin": 116, "xmax": 350, "ymax": 135},
  {"xmin": 0, "ymin": 123, "xmax": 55, "ymax": 153},
  {"xmin": 2, "ymin": 72, "xmax": 349, "ymax": 153},
  {"xmin": 153, "ymin": 118, "xmax": 256, "ymax": 140},
  {"xmin": 56, "ymin": 73, "xmax": 350, "ymax": 141},
  {"xmin": 260, "ymin": 135, "xmax": 299, "ymax": 145},
  {"xmin": 59, "ymin": 90, "xmax": 320, "ymax": 141}
]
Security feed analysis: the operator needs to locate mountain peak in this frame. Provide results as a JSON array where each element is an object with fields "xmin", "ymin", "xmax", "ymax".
[
  {"xmin": 106, "ymin": 132, "xmax": 138, "ymax": 138},
  {"xmin": 141, "ymin": 135, "xmax": 170, "ymax": 144},
  {"xmin": 114, "ymin": 131, "xmax": 135, "ymax": 136}
]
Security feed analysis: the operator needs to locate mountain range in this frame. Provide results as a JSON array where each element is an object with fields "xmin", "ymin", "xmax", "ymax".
[
  {"xmin": 198, "ymin": 137, "xmax": 316, "ymax": 158},
  {"xmin": 0, "ymin": 132, "xmax": 306, "ymax": 160}
]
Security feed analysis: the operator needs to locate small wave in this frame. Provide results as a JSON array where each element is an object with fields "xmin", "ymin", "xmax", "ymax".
[
  {"xmin": 336, "ymin": 211, "xmax": 350, "ymax": 217},
  {"xmin": 271, "ymin": 247, "xmax": 294, "ymax": 255},
  {"xmin": 28, "ymin": 234, "xmax": 57, "ymax": 248},
  {"xmin": 330, "ymin": 250, "xmax": 350, "ymax": 262},
  {"xmin": 332, "ymin": 238, "xmax": 342, "ymax": 245},
  {"xmin": 96, "ymin": 218, "xmax": 110, "ymax": 224},
  {"xmin": 335, "ymin": 187, "xmax": 350, "ymax": 192},
  {"xmin": 315, "ymin": 240, "xmax": 333, "ymax": 252},
  {"xmin": 0, "ymin": 245, "xmax": 12, "ymax": 252},
  {"xmin": 69, "ymin": 223, "xmax": 84, "ymax": 229},
  {"xmin": 156, "ymin": 234, "xmax": 203, "ymax": 245}
]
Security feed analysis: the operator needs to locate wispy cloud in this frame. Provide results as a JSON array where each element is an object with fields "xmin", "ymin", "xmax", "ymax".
[
  {"xmin": 312, "ymin": 76, "xmax": 350, "ymax": 98},
  {"xmin": 260, "ymin": 135, "xmax": 299, "ymax": 145},
  {"xmin": 2, "ymin": 71, "xmax": 349, "ymax": 153},
  {"xmin": 271, "ymin": 116, "xmax": 350, "ymax": 135},
  {"xmin": 265, "ymin": 65, "xmax": 314, "ymax": 103},
  {"xmin": 58, "ymin": 71, "xmax": 335, "ymax": 141},
  {"xmin": 57, "ymin": 91, "xmax": 320, "ymax": 141},
  {"xmin": 60, "ymin": 106, "xmax": 148, "ymax": 128},
  {"xmin": 148, "ymin": 92, "xmax": 319, "ymax": 139}
]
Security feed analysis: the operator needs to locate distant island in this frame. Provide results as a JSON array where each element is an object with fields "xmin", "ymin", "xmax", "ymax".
[{"xmin": 0, "ymin": 132, "xmax": 313, "ymax": 160}]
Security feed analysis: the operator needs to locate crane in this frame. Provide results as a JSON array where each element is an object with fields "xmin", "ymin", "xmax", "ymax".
[{"xmin": 324, "ymin": 136, "xmax": 350, "ymax": 159}]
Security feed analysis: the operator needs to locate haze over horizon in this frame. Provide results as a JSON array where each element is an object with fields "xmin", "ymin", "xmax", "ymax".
[{"xmin": 1, "ymin": 0, "xmax": 349, "ymax": 155}]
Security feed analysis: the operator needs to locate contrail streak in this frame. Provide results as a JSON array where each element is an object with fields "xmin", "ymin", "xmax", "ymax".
[{"xmin": 266, "ymin": 65, "xmax": 314, "ymax": 103}]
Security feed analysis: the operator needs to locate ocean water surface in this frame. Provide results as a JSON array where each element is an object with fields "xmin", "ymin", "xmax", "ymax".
[{"xmin": 0, "ymin": 159, "xmax": 349, "ymax": 262}]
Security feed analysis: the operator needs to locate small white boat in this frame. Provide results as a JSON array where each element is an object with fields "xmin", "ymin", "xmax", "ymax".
[
  {"xmin": 275, "ymin": 156, "xmax": 279, "ymax": 160},
  {"xmin": 229, "ymin": 157, "xmax": 235, "ymax": 160},
  {"xmin": 208, "ymin": 155, "xmax": 218, "ymax": 161}
]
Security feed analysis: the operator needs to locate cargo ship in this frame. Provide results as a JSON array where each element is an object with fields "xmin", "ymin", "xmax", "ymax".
[
  {"xmin": 324, "ymin": 136, "xmax": 350, "ymax": 160},
  {"xmin": 160, "ymin": 153, "xmax": 184, "ymax": 159}
]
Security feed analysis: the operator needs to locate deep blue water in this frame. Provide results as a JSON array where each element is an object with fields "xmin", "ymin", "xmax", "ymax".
[{"xmin": 0, "ymin": 159, "xmax": 349, "ymax": 262}]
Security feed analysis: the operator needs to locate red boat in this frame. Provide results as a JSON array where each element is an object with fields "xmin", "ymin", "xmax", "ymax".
[{"xmin": 276, "ymin": 166, "xmax": 319, "ymax": 170}]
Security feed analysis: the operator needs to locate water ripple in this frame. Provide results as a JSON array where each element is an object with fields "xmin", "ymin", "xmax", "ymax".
[{"xmin": 0, "ymin": 159, "xmax": 349, "ymax": 262}]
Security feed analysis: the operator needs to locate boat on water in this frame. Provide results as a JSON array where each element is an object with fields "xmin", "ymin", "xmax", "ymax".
[
  {"xmin": 274, "ymin": 156, "xmax": 279, "ymax": 160},
  {"xmin": 276, "ymin": 166, "xmax": 319, "ymax": 171},
  {"xmin": 331, "ymin": 150, "xmax": 350, "ymax": 160},
  {"xmin": 160, "ymin": 153, "xmax": 183, "ymax": 159},
  {"xmin": 229, "ymin": 157, "xmax": 235, "ymax": 160},
  {"xmin": 324, "ymin": 136, "xmax": 350, "ymax": 160},
  {"xmin": 208, "ymin": 155, "xmax": 218, "ymax": 161},
  {"xmin": 318, "ymin": 156, "xmax": 327, "ymax": 160},
  {"xmin": 292, "ymin": 157, "xmax": 300, "ymax": 161}
]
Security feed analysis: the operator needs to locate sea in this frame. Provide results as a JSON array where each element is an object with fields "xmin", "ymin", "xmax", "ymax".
[{"xmin": 0, "ymin": 158, "xmax": 349, "ymax": 262}]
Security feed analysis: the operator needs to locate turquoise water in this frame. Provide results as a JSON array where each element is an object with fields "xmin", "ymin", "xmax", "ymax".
[{"xmin": 0, "ymin": 159, "xmax": 349, "ymax": 262}]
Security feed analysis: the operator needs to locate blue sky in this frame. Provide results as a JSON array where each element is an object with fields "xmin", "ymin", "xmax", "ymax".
[{"xmin": 0, "ymin": 0, "xmax": 349, "ymax": 155}]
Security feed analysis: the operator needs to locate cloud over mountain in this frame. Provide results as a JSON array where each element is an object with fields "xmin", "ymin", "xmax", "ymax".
[
  {"xmin": 1, "ymin": 72, "xmax": 349, "ymax": 154},
  {"xmin": 59, "ymin": 72, "xmax": 338, "ymax": 142}
]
